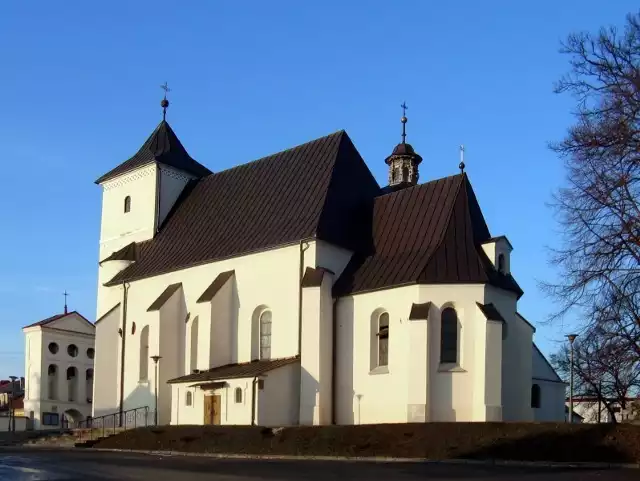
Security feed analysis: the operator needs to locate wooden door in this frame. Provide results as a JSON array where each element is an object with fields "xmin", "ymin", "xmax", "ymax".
[
  {"xmin": 212, "ymin": 395, "xmax": 221, "ymax": 425},
  {"xmin": 203, "ymin": 395, "xmax": 222, "ymax": 425}
]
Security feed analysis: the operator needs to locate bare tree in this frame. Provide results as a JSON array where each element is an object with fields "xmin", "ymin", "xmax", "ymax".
[
  {"xmin": 545, "ymin": 12, "xmax": 640, "ymax": 359},
  {"xmin": 552, "ymin": 327, "xmax": 640, "ymax": 422}
]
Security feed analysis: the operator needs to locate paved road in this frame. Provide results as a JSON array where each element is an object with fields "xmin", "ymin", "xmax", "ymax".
[{"xmin": 0, "ymin": 448, "xmax": 636, "ymax": 480}]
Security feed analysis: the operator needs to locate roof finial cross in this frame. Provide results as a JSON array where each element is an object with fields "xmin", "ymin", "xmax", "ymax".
[
  {"xmin": 63, "ymin": 290, "xmax": 69, "ymax": 315},
  {"xmin": 459, "ymin": 145, "xmax": 466, "ymax": 173},
  {"xmin": 400, "ymin": 101, "xmax": 408, "ymax": 144},
  {"xmin": 160, "ymin": 82, "xmax": 171, "ymax": 121}
]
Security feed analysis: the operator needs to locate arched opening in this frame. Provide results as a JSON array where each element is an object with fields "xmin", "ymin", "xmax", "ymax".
[
  {"xmin": 124, "ymin": 196, "xmax": 131, "ymax": 213},
  {"xmin": 62, "ymin": 408, "xmax": 84, "ymax": 428},
  {"xmin": 440, "ymin": 307, "xmax": 459, "ymax": 364},
  {"xmin": 235, "ymin": 387, "xmax": 243, "ymax": 404},
  {"xmin": 140, "ymin": 325, "xmax": 149, "ymax": 381},
  {"xmin": 86, "ymin": 369, "xmax": 94, "ymax": 404},
  {"xmin": 531, "ymin": 384, "xmax": 541, "ymax": 408},
  {"xmin": 190, "ymin": 316, "xmax": 199, "ymax": 373},
  {"xmin": 402, "ymin": 166, "xmax": 409, "ymax": 181},
  {"xmin": 497, "ymin": 253, "xmax": 505, "ymax": 273},
  {"xmin": 377, "ymin": 312, "xmax": 389, "ymax": 367},
  {"xmin": 259, "ymin": 309, "xmax": 272, "ymax": 360},
  {"xmin": 47, "ymin": 364, "xmax": 58, "ymax": 400},
  {"xmin": 66, "ymin": 367, "xmax": 78, "ymax": 402},
  {"xmin": 185, "ymin": 391, "xmax": 192, "ymax": 406}
]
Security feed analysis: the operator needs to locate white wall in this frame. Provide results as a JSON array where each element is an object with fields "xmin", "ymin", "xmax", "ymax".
[
  {"xmin": 258, "ymin": 363, "xmax": 299, "ymax": 426},
  {"xmin": 0, "ymin": 417, "xmax": 29, "ymax": 432},
  {"xmin": 158, "ymin": 166, "xmax": 194, "ymax": 227},
  {"xmin": 93, "ymin": 304, "xmax": 120, "ymax": 418},
  {"xmin": 533, "ymin": 380, "xmax": 566, "ymax": 422},
  {"xmin": 486, "ymin": 286, "xmax": 533, "ymax": 421}
]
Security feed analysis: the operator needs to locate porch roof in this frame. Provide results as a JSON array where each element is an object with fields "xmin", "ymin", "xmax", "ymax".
[{"xmin": 168, "ymin": 356, "xmax": 299, "ymax": 384}]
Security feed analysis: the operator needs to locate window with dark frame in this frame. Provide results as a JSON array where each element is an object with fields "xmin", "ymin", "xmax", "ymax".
[
  {"xmin": 48, "ymin": 342, "xmax": 59, "ymax": 354},
  {"xmin": 440, "ymin": 307, "xmax": 458, "ymax": 364},
  {"xmin": 259, "ymin": 310, "xmax": 272, "ymax": 360},
  {"xmin": 377, "ymin": 312, "xmax": 389, "ymax": 367},
  {"xmin": 497, "ymin": 253, "xmax": 505, "ymax": 273},
  {"xmin": 235, "ymin": 387, "xmax": 243, "ymax": 403},
  {"xmin": 67, "ymin": 344, "xmax": 78, "ymax": 357},
  {"xmin": 531, "ymin": 384, "xmax": 541, "ymax": 408},
  {"xmin": 124, "ymin": 196, "xmax": 131, "ymax": 213},
  {"xmin": 42, "ymin": 412, "xmax": 59, "ymax": 426},
  {"xmin": 186, "ymin": 391, "xmax": 192, "ymax": 406}
]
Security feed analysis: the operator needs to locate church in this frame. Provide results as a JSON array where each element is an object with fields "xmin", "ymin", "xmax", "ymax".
[{"xmin": 92, "ymin": 99, "xmax": 565, "ymax": 426}]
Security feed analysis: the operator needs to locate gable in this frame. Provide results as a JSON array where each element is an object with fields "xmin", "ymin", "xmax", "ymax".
[
  {"xmin": 44, "ymin": 312, "xmax": 94, "ymax": 335},
  {"xmin": 106, "ymin": 130, "xmax": 380, "ymax": 285},
  {"xmin": 532, "ymin": 343, "xmax": 563, "ymax": 383}
]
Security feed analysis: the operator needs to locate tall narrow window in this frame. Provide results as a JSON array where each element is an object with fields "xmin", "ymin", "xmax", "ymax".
[
  {"xmin": 190, "ymin": 316, "xmax": 199, "ymax": 373},
  {"xmin": 259, "ymin": 310, "xmax": 272, "ymax": 360},
  {"xmin": 402, "ymin": 166, "xmax": 409, "ymax": 182},
  {"xmin": 185, "ymin": 391, "xmax": 192, "ymax": 406},
  {"xmin": 377, "ymin": 312, "xmax": 389, "ymax": 367},
  {"xmin": 124, "ymin": 196, "xmax": 131, "ymax": 213},
  {"xmin": 531, "ymin": 384, "xmax": 541, "ymax": 408},
  {"xmin": 235, "ymin": 387, "xmax": 243, "ymax": 404},
  {"xmin": 497, "ymin": 253, "xmax": 505, "ymax": 273},
  {"xmin": 440, "ymin": 307, "xmax": 458, "ymax": 364},
  {"xmin": 47, "ymin": 364, "xmax": 58, "ymax": 400},
  {"xmin": 86, "ymin": 369, "xmax": 94, "ymax": 404},
  {"xmin": 140, "ymin": 325, "xmax": 149, "ymax": 381},
  {"xmin": 67, "ymin": 367, "xmax": 78, "ymax": 402}
]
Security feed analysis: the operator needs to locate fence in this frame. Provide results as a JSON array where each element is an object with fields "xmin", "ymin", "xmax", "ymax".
[{"xmin": 74, "ymin": 406, "xmax": 151, "ymax": 442}]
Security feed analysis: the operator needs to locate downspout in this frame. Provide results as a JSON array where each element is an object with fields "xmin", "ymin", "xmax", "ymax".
[
  {"xmin": 251, "ymin": 377, "xmax": 258, "ymax": 426},
  {"xmin": 331, "ymin": 298, "xmax": 337, "ymax": 425},
  {"xmin": 118, "ymin": 281, "xmax": 130, "ymax": 427}
]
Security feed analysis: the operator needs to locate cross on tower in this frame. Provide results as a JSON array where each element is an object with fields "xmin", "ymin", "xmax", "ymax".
[
  {"xmin": 63, "ymin": 290, "xmax": 69, "ymax": 314},
  {"xmin": 160, "ymin": 82, "xmax": 171, "ymax": 121},
  {"xmin": 400, "ymin": 102, "xmax": 408, "ymax": 144},
  {"xmin": 401, "ymin": 101, "xmax": 408, "ymax": 117}
]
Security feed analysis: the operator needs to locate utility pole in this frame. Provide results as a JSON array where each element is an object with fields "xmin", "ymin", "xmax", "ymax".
[
  {"xmin": 9, "ymin": 376, "xmax": 18, "ymax": 432},
  {"xmin": 150, "ymin": 356, "xmax": 162, "ymax": 426},
  {"xmin": 566, "ymin": 334, "xmax": 578, "ymax": 423}
]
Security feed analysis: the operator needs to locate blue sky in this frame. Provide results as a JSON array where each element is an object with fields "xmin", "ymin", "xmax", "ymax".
[{"xmin": 1, "ymin": 1, "xmax": 636, "ymax": 377}]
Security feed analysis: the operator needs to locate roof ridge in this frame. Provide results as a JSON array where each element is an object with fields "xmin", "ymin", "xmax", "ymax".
[
  {"xmin": 376, "ymin": 172, "xmax": 465, "ymax": 199},
  {"xmin": 201, "ymin": 130, "xmax": 346, "ymax": 180}
]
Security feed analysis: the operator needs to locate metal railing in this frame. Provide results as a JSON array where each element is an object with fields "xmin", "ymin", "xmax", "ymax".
[{"xmin": 73, "ymin": 406, "xmax": 151, "ymax": 442}]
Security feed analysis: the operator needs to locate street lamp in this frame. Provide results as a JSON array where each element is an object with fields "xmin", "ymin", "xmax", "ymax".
[
  {"xmin": 8, "ymin": 376, "xmax": 18, "ymax": 433},
  {"xmin": 150, "ymin": 355, "xmax": 162, "ymax": 426},
  {"xmin": 566, "ymin": 334, "xmax": 578, "ymax": 423}
]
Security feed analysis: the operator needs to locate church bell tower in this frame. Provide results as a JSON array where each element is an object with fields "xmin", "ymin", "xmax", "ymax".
[{"xmin": 385, "ymin": 102, "xmax": 422, "ymax": 189}]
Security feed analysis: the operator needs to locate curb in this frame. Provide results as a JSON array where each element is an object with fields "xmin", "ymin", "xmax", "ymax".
[
  {"xmin": 80, "ymin": 447, "xmax": 640, "ymax": 469},
  {"xmin": 3, "ymin": 445, "xmax": 638, "ymax": 469}
]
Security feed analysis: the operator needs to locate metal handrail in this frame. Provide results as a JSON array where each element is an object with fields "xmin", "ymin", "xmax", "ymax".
[{"xmin": 73, "ymin": 406, "xmax": 150, "ymax": 442}]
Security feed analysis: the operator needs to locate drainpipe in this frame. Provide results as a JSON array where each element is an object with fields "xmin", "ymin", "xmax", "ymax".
[
  {"xmin": 331, "ymin": 299, "xmax": 337, "ymax": 425},
  {"xmin": 297, "ymin": 240, "xmax": 310, "ymax": 425},
  {"xmin": 118, "ymin": 281, "xmax": 130, "ymax": 427},
  {"xmin": 251, "ymin": 377, "xmax": 258, "ymax": 426}
]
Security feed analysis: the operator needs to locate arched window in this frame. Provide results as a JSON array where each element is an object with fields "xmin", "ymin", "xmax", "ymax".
[
  {"xmin": 440, "ymin": 307, "xmax": 458, "ymax": 364},
  {"xmin": 47, "ymin": 364, "xmax": 58, "ymax": 400},
  {"xmin": 402, "ymin": 166, "xmax": 409, "ymax": 181},
  {"xmin": 497, "ymin": 253, "xmax": 505, "ymax": 273},
  {"xmin": 66, "ymin": 367, "xmax": 78, "ymax": 402},
  {"xmin": 124, "ymin": 196, "xmax": 131, "ymax": 213},
  {"xmin": 67, "ymin": 344, "xmax": 78, "ymax": 357},
  {"xmin": 531, "ymin": 384, "xmax": 541, "ymax": 408},
  {"xmin": 190, "ymin": 316, "xmax": 199, "ymax": 373},
  {"xmin": 235, "ymin": 387, "xmax": 243, "ymax": 404},
  {"xmin": 86, "ymin": 369, "xmax": 93, "ymax": 404},
  {"xmin": 259, "ymin": 310, "xmax": 272, "ymax": 360},
  {"xmin": 377, "ymin": 312, "xmax": 389, "ymax": 367},
  {"xmin": 139, "ymin": 326, "xmax": 149, "ymax": 381},
  {"xmin": 185, "ymin": 391, "xmax": 192, "ymax": 406}
]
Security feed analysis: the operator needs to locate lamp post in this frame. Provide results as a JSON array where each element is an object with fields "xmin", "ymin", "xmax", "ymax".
[
  {"xmin": 150, "ymin": 356, "xmax": 162, "ymax": 426},
  {"xmin": 566, "ymin": 334, "xmax": 578, "ymax": 423},
  {"xmin": 8, "ymin": 376, "xmax": 18, "ymax": 432}
]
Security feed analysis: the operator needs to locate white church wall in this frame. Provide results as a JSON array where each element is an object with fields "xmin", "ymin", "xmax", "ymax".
[
  {"xmin": 99, "ymin": 165, "xmax": 158, "ymax": 256},
  {"xmin": 486, "ymin": 286, "xmax": 534, "ymax": 421},
  {"xmin": 97, "ymin": 241, "xmax": 319, "ymax": 424},
  {"xmin": 532, "ymin": 345, "xmax": 566, "ymax": 422},
  {"xmin": 93, "ymin": 305, "xmax": 120, "ymax": 418},
  {"xmin": 258, "ymin": 363, "xmax": 299, "ymax": 426}
]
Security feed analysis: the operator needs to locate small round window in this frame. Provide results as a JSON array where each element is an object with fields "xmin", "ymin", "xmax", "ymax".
[
  {"xmin": 87, "ymin": 348, "xmax": 95, "ymax": 359},
  {"xmin": 67, "ymin": 344, "xmax": 78, "ymax": 357},
  {"xmin": 48, "ymin": 342, "xmax": 59, "ymax": 354}
]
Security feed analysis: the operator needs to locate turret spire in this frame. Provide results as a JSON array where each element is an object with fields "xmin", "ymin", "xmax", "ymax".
[
  {"xmin": 400, "ymin": 101, "xmax": 408, "ymax": 144},
  {"xmin": 384, "ymin": 102, "xmax": 423, "ymax": 191},
  {"xmin": 160, "ymin": 82, "xmax": 170, "ymax": 121}
]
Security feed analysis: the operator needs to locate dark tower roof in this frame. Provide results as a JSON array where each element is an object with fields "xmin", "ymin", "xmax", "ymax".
[
  {"xmin": 385, "ymin": 142, "xmax": 423, "ymax": 164},
  {"xmin": 95, "ymin": 120, "xmax": 212, "ymax": 184}
]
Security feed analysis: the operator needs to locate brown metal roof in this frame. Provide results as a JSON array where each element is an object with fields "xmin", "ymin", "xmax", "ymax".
[
  {"xmin": 168, "ymin": 356, "xmax": 300, "ymax": 384},
  {"xmin": 476, "ymin": 302, "xmax": 506, "ymax": 323},
  {"xmin": 333, "ymin": 174, "xmax": 524, "ymax": 297},
  {"xmin": 100, "ymin": 242, "xmax": 139, "ymax": 264},
  {"xmin": 301, "ymin": 266, "xmax": 334, "ymax": 288},
  {"xmin": 408, "ymin": 302, "xmax": 432, "ymax": 320},
  {"xmin": 147, "ymin": 283, "xmax": 182, "ymax": 311},
  {"xmin": 196, "ymin": 270, "xmax": 235, "ymax": 303},
  {"xmin": 95, "ymin": 120, "xmax": 212, "ymax": 184},
  {"xmin": 105, "ymin": 130, "xmax": 380, "ymax": 286},
  {"xmin": 22, "ymin": 311, "xmax": 93, "ymax": 329}
]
